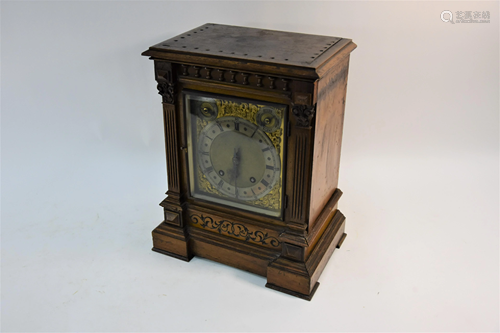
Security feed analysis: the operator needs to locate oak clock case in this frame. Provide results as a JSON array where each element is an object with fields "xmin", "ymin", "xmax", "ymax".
[{"xmin": 142, "ymin": 23, "xmax": 357, "ymax": 301}]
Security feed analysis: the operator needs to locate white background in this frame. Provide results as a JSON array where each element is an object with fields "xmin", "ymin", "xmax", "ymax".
[{"xmin": 2, "ymin": 1, "xmax": 498, "ymax": 332}]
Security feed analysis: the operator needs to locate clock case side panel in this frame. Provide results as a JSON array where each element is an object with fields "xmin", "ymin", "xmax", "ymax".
[
  {"xmin": 266, "ymin": 49, "xmax": 355, "ymax": 300},
  {"xmin": 278, "ymin": 52, "xmax": 354, "ymax": 265},
  {"xmin": 308, "ymin": 54, "xmax": 351, "ymax": 233},
  {"xmin": 150, "ymin": 60, "xmax": 193, "ymax": 261}
]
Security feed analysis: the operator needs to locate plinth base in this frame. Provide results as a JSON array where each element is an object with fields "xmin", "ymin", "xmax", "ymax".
[{"xmin": 151, "ymin": 193, "xmax": 347, "ymax": 300}]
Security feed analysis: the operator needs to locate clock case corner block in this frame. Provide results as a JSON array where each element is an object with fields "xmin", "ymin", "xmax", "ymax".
[{"xmin": 144, "ymin": 27, "xmax": 356, "ymax": 300}]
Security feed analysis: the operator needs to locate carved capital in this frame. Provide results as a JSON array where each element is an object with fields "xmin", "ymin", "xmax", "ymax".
[
  {"xmin": 292, "ymin": 104, "xmax": 316, "ymax": 127},
  {"xmin": 155, "ymin": 61, "xmax": 176, "ymax": 104},
  {"xmin": 156, "ymin": 80, "xmax": 175, "ymax": 104}
]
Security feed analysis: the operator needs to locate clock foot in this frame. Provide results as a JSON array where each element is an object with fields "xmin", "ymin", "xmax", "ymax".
[
  {"xmin": 266, "ymin": 210, "xmax": 346, "ymax": 300},
  {"xmin": 266, "ymin": 282, "xmax": 320, "ymax": 301},
  {"xmin": 336, "ymin": 233, "xmax": 347, "ymax": 249},
  {"xmin": 152, "ymin": 247, "xmax": 192, "ymax": 262},
  {"xmin": 152, "ymin": 222, "xmax": 193, "ymax": 262}
]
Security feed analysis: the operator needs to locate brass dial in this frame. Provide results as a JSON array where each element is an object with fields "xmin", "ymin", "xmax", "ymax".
[{"xmin": 185, "ymin": 91, "xmax": 286, "ymax": 218}]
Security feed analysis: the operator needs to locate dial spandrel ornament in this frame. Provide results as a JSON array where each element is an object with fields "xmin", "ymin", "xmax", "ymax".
[
  {"xmin": 185, "ymin": 91, "xmax": 286, "ymax": 218},
  {"xmin": 198, "ymin": 101, "xmax": 218, "ymax": 121},
  {"xmin": 256, "ymin": 107, "xmax": 281, "ymax": 133}
]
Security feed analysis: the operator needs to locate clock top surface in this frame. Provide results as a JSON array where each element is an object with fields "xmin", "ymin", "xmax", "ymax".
[{"xmin": 143, "ymin": 23, "xmax": 352, "ymax": 71}]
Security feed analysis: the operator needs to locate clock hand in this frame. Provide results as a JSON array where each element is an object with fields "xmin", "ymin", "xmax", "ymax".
[{"xmin": 232, "ymin": 147, "xmax": 241, "ymax": 197}]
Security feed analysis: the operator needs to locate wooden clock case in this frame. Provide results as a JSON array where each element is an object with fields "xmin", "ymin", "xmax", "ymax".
[{"xmin": 142, "ymin": 24, "xmax": 356, "ymax": 300}]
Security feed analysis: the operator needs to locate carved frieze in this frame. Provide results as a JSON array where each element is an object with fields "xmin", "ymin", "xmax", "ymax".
[
  {"xmin": 190, "ymin": 213, "xmax": 281, "ymax": 248},
  {"xmin": 178, "ymin": 64, "xmax": 292, "ymax": 92}
]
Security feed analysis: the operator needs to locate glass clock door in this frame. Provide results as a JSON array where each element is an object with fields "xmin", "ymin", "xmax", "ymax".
[{"xmin": 184, "ymin": 91, "xmax": 286, "ymax": 218}]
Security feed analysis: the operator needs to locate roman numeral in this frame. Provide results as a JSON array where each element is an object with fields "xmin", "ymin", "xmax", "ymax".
[
  {"xmin": 216, "ymin": 122, "xmax": 223, "ymax": 131},
  {"xmin": 200, "ymin": 151, "xmax": 209, "ymax": 155},
  {"xmin": 234, "ymin": 122, "xmax": 240, "ymax": 131},
  {"xmin": 262, "ymin": 147, "xmax": 270, "ymax": 152},
  {"xmin": 204, "ymin": 166, "xmax": 213, "ymax": 173},
  {"xmin": 261, "ymin": 179, "xmax": 269, "ymax": 187},
  {"xmin": 217, "ymin": 180, "xmax": 224, "ymax": 188},
  {"xmin": 266, "ymin": 165, "xmax": 275, "ymax": 170}
]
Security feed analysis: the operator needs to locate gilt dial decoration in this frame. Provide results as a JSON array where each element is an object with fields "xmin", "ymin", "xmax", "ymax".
[{"xmin": 185, "ymin": 91, "xmax": 286, "ymax": 218}]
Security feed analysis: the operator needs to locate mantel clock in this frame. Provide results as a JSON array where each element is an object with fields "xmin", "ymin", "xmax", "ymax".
[{"xmin": 142, "ymin": 24, "xmax": 356, "ymax": 300}]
